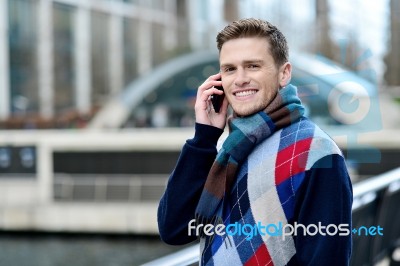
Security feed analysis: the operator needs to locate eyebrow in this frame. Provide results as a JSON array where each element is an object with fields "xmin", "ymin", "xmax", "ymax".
[{"xmin": 220, "ymin": 59, "xmax": 264, "ymax": 69}]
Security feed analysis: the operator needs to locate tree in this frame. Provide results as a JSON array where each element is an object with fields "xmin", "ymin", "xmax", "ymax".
[{"xmin": 384, "ymin": 0, "xmax": 400, "ymax": 86}]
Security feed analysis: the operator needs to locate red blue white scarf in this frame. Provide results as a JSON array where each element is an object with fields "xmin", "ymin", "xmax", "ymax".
[{"xmin": 195, "ymin": 84, "xmax": 305, "ymax": 227}]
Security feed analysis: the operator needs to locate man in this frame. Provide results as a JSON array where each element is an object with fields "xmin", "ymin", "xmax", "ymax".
[{"xmin": 158, "ymin": 18, "xmax": 352, "ymax": 265}]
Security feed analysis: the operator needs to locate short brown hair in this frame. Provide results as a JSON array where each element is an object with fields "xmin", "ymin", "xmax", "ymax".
[{"xmin": 216, "ymin": 18, "xmax": 289, "ymax": 67}]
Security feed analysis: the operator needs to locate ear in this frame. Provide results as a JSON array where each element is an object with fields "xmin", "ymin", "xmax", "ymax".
[{"xmin": 278, "ymin": 62, "xmax": 292, "ymax": 88}]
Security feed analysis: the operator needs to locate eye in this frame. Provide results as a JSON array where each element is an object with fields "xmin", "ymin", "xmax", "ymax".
[
  {"xmin": 248, "ymin": 64, "xmax": 260, "ymax": 69},
  {"xmin": 223, "ymin": 66, "xmax": 235, "ymax": 73}
]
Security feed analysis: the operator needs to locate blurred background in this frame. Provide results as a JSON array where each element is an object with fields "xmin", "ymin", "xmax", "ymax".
[{"xmin": 0, "ymin": 0, "xmax": 399, "ymax": 265}]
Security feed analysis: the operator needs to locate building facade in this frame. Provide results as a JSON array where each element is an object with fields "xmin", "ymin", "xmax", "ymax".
[{"xmin": 0, "ymin": 0, "xmax": 390, "ymax": 129}]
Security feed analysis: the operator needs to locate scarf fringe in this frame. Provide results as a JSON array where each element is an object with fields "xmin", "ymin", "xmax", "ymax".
[{"xmin": 195, "ymin": 213, "xmax": 234, "ymax": 249}]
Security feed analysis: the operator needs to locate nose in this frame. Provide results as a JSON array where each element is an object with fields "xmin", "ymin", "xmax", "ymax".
[{"xmin": 234, "ymin": 68, "xmax": 250, "ymax": 87}]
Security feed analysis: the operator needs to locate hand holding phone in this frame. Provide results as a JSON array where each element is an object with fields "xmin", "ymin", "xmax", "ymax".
[{"xmin": 211, "ymin": 79, "xmax": 224, "ymax": 113}]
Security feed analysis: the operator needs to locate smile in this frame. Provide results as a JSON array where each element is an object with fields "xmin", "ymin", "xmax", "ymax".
[{"xmin": 234, "ymin": 90, "xmax": 258, "ymax": 97}]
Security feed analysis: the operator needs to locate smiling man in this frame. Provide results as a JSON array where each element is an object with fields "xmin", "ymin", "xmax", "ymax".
[{"xmin": 158, "ymin": 18, "xmax": 353, "ymax": 265}]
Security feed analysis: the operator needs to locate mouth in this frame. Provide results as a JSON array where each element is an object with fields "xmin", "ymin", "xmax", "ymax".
[{"xmin": 233, "ymin": 89, "xmax": 258, "ymax": 98}]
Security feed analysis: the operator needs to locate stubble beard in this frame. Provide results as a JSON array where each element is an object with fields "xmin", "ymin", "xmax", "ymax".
[{"xmin": 231, "ymin": 99, "xmax": 269, "ymax": 117}]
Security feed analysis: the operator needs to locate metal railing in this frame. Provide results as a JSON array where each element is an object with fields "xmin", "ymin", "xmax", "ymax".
[
  {"xmin": 142, "ymin": 167, "xmax": 400, "ymax": 266},
  {"xmin": 142, "ymin": 245, "xmax": 199, "ymax": 266}
]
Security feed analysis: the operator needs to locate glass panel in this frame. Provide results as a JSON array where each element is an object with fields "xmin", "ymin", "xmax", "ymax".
[
  {"xmin": 53, "ymin": 3, "xmax": 74, "ymax": 113},
  {"xmin": 151, "ymin": 22, "xmax": 166, "ymax": 67},
  {"xmin": 123, "ymin": 17, "xmax": 139, "ymax": 87},
  {"xmin": 8, "ymin": 0, "xmax": 39, "ymax": 115},
  {"xmin": 91, "ymin": 10, "xmax": 110, "ymax": 107}
]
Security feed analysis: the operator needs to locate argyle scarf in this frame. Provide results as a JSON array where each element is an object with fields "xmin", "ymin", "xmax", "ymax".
[{"xmin": 195, "ymin": 84, "xmax": 305, "ymax": 228}]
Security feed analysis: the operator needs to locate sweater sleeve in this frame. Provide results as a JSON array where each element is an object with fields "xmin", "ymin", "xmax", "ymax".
[
  {"xmin": 157, "ymin": 123, "xmax": 224, "ymax": 245},
  {"xmin": 290, "ymin": 154, "xmax": 353, "ymax": 266}
]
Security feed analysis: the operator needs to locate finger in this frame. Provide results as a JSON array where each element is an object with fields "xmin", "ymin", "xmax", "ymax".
[
  {"xmin": 195, "ymin": 74, "xmax": 223, "ymax": 112},
  {"xmin": 205, "ymin": 72, "xmax": 221, "ymax": 82},
  {"xmin": 197, "ymin": 88, "xmax": 223, "ymax": 105},
  {"xmin": 197, "ymin": 74, "xmax": 222, "ymax": 93},
  {"xmin": 197, "ymin": 81, "xmax": 223, "ymax": 96},
  {"xmin": 205, "ymin": 87, "xmax": 224, "ymax": 96}
]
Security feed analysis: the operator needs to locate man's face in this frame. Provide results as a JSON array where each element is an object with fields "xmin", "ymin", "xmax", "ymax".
[{"xmin": 219, "ymin": 37, "xmax": 288, "ymax": 116}]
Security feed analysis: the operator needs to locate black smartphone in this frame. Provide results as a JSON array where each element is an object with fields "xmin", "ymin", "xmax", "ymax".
[{"xmin": 211, "ymin": 79, "xmax": 224, "ymax": 113}]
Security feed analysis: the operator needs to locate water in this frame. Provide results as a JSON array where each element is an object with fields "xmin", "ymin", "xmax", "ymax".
[{"xmin": 0, "ymin": 232, "xmax": 190, "ymax": 266}]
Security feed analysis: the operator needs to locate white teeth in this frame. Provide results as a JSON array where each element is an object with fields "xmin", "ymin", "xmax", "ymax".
[{"xmin": 235, "ymin": 90, "xmax": 257, "ymax": 97}]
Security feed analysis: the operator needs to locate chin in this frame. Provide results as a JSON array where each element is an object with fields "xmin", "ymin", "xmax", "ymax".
[{"xmin": 232, "ymin": 105, "xmax": 264, "ymax": 117}]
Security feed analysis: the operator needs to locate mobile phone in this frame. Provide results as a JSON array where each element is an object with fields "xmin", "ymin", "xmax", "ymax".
[{"xmin": 211, "ymin": 79, "xmax": 224, "ymax": 113}]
